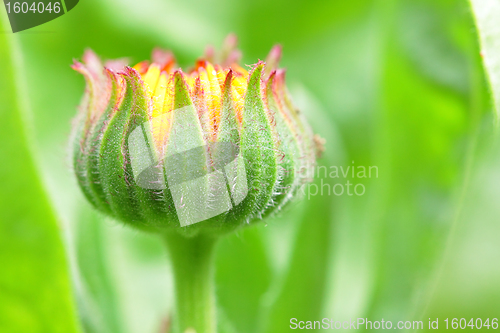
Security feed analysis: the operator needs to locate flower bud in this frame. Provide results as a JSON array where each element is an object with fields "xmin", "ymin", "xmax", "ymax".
[{"xmin": 71, "ymin": 38, "xmax": 316, "ymax": 234}]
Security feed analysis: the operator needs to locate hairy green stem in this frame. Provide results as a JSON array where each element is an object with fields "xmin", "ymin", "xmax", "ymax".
[{"xmin": 163, "ymin": 232, "xmax": 218, "ymax": 333}]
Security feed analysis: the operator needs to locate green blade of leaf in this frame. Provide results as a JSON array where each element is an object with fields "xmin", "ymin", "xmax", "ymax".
[
  {"xmin": 470, "ymin": 0, "xmax": 500, "ymax": 120},
  {"xmin": 364, "ymin": 0, "xmax": 489, "ymax": 320},
  {"xmin": 0, "ymin": 11, "xmax": 80, "ymax": 333},
  {"xmin": 74, "ymin": 207, "xmax": 124, "ymax": 333},
  {"xmin": 215, "ymin": 227, "xmax": 272, "ymax": 333},
  {"xmin": 260, "ymin": 191, "xmax": 333, "ymax": 333}
]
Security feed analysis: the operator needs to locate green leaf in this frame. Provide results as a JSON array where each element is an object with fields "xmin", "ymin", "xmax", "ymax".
[
  {"xmin": 215, "ymin": 227, "xmax": 272, "ymax": 333},
  {"xmin": 261, "ymin": 189, "xmax": 333, "ymax": 333},
  {"xmin": 363, "ymin": 0, "xmax": 489, "ymax": 319},
  {"xmin": 73, "ymin": 207, "xmax": 124, "ymax": 333},
  {"xmin": 470, "ymin": 0, "xmax": 500, "ymax": 119},
  {"xmin": 0, "ymin": 12, "xmax": 80, "ymax": 333},
  {"xmin": 423, "ymin": 139, "xmax": 500, "ymax": 319}
]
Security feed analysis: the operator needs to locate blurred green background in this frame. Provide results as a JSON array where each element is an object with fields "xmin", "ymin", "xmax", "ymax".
[{"xmin": 1, "ymin": 0, "xmax": 500, "ymax": 332}]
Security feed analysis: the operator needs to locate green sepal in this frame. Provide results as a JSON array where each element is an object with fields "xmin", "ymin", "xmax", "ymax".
[
  {"xmin": 121, "ymin": 67, "xmax": 176, "ymax": 228},
  {"xmin": 72, "ymin": 58, "xmax": 106, "ymax": 211},
  {"xmin": 97, "ymin": 67, "xmax": 145, "ymax": 226},
  {"xmin": 163, "ymin": 71, "xmax": 210, "ymax": 233},
  {"xmin": 278, "ymin": 71, "xmax": 316, "ymax": 183},
  {"xmin": 261, "ymin": 71, "xmax": 301, "ymax": 216},
  {"xmin": 212, "ymin": 70, "xmax": 245, "ymax": 228},
  {"xmin": 217, "ymin": 70, "xmax": 240, "ymax": 145},
  {"xmin": 239, "ymin": 63, "xmax": 278, "ymax": 222},
  {"xmin": 84, "ymin": 69, "xmax": 122, "ymax": 215}
]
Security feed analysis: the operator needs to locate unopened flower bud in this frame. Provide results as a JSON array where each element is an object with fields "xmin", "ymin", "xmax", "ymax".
[{"xmin": 71, "ymin": 38, "xmax": 316, "ymax": 234}]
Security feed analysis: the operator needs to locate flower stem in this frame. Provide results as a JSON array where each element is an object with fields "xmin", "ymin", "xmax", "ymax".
[{"xmin": 163, "ymin": 231, "xmax": 218, "ymax": 333}]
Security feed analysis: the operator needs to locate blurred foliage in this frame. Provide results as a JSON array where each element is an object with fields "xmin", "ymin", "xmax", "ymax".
[
  {"xmin": 1, "ymin": 0, "xmax": 500, "ymax": 332},
  {"xmin": 0, "ymin": 11, "xmax": 79, "ymax": 333},
  {"xmin": 470, "ymin": 0, "xmax": 500, "ymax": 119}
]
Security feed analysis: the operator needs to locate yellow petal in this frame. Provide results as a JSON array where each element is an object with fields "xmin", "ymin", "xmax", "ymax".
[
  {"xmin": 151, "ymin": 73, "xmax": 173, "ymax": 156},
  {"xmin": 143, "ymin": 63, "xmax": 162, "ymax": 96}
]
